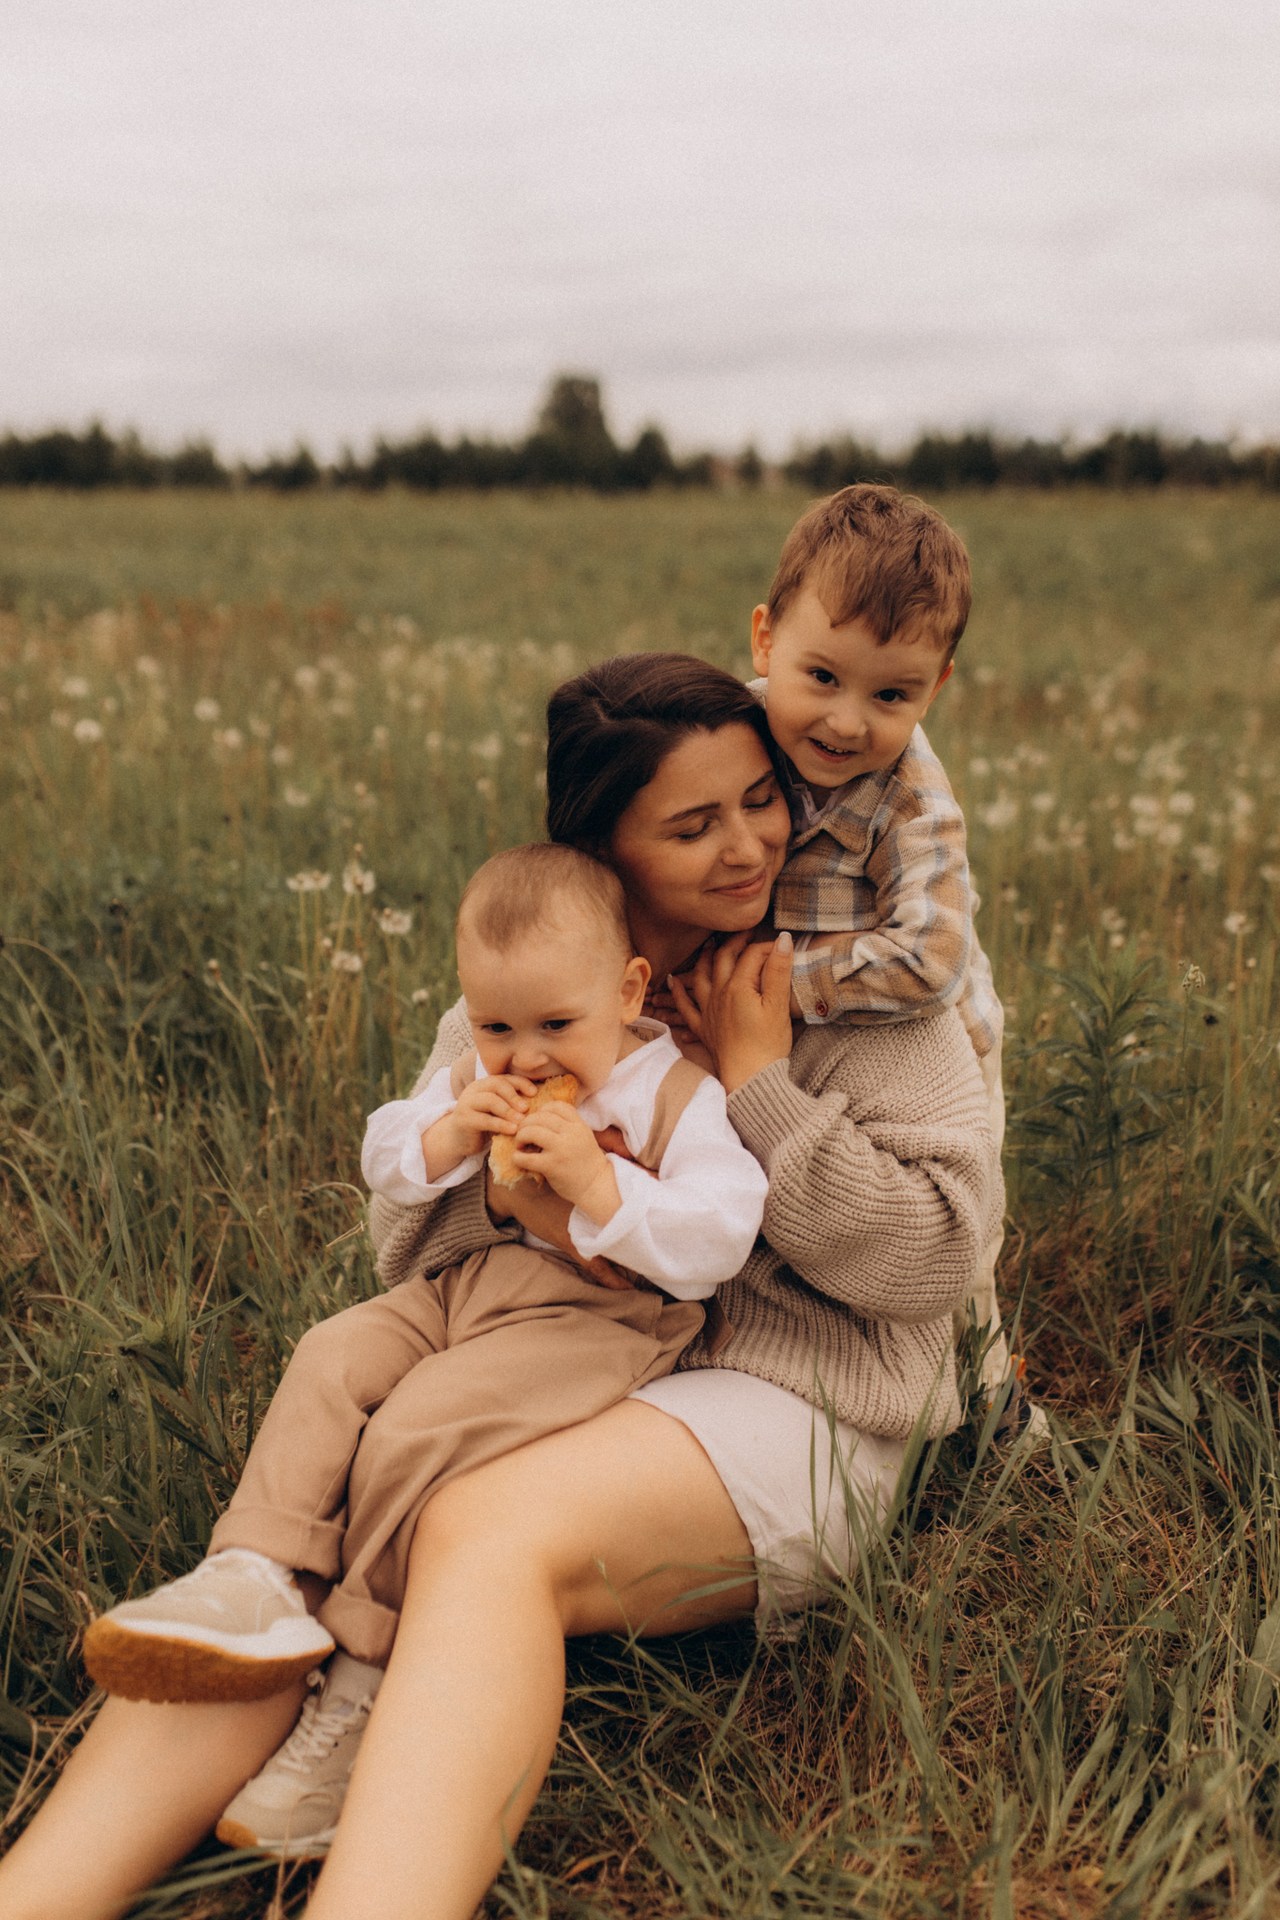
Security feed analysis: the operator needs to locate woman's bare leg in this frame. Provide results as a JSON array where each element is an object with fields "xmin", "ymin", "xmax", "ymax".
[
  {"xmin": 0, "ymin": 1684, "xmax": 306, "ymax": 1920},
  {"xmin": 306, "ymin": 1401, "xmax": 756, "ymax": 1920}
]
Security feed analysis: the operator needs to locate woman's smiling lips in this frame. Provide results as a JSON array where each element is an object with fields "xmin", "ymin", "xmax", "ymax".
[{"xmin": 709, "ymin": 869, "xmax": 771, "ymax": 899}]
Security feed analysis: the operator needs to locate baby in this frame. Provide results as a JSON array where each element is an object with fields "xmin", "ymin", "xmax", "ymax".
[{"xmin": 83, "ymin": 842, "xmax": 766, "ymax": 1855}]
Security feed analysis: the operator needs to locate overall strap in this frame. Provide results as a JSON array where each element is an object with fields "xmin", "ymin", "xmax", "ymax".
[
  {"xmin": 448, "ymin": 1050, "xmax": 478, "ymax": 1100},
  {"xmin": 636, "ymin": 1056, "xmax": 710, "ymax": 1170}
]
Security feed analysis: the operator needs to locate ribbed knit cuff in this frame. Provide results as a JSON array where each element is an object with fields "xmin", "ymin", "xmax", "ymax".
[{"xmin": 726, "ymin": 1058, "xmax": 817, "ymax": 1169}]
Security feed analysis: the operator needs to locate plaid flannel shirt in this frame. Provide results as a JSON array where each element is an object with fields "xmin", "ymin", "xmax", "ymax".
[{"xmin": 756, "ymin": 697, "xmax": 1002, "ymax": 1058}]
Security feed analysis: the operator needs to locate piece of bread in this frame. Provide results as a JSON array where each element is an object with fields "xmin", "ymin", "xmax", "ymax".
[{"xmin": 488, "ymin": 1072, "xmax": 580, "ymax": 1189}]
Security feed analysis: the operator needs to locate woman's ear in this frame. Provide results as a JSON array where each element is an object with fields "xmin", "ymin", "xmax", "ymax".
[
  {"xmin": 620, "ymin": 954, "xmax": 651, "ymax": 1021},
  {"xmin": 749, "ymin": 604, "xmax": 773, "ymax": 677}
]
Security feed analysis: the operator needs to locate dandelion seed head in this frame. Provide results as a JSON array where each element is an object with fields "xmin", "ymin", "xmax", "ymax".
[
  {"xmin": 343, "ymin": 859, "xmax": 376, "ymax": 896},
  {"xmin": 1223, "ymin": 911, "xmax": 1249, "ymax": 936},
  {"xmin": 61, "ymin": 675, "xmax": 90, "ymax": 698},
  {"xmin": 976, "ymin": 795, "xmax": 1018, "ymax": 832},
  {"xmin": 294, "ymin": 665, "xmax": 321, "ymax": 695},
  {"xmin": 215, "ymin": 727, "xmax": 245, "ymax": 751},
  {"xmin": 968, "ymin": 756, "xmax": 991, "ymax": 778},
  {"xmin": 270, "ymin": 744, "xmax": 294, "ymax": 766},
  {"xmin": 135, "ymin": 655, "xmax": 161, "ymax": 679},
  {"xmin": 73, "ymin": 716, "xmax": 104, "ymax": 743},
  {"xmin": 376, "ymin": 908, "xmax": 413, "ymax": 937},
  {"xmin": 371, "ymin": 725, "xmax": 391, "ymax": 749},
  {"xmin": 1180, "ymin": 964, "xmax": 1206, "ymax": 995},
  {"xmin": 283, "ymin": 784, "xmax": 311, "ymax": 808},
  {"xmin": 471, "ymin": 733, "xmax": 502, "ymax": 762},
  {"xmin": 193, "ymin": 697, "xmax": 221, "ymax": 723},
  {"xmin": 330, "ymin": 949, "xmax": 364, "ymax": 975},
  {"xmin": 411, "ymin": 986, "xmax": 431, "ymax": 1006},
  {"xmin": 1168, "ymin": 791, "xmax": 1195, "ymax": 816},
  {"xmin": 286, "ymin": 869, "xmax": 332, "ymax": 894}
]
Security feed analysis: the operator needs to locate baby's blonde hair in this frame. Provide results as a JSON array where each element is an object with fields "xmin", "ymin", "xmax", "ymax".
[{"xmin": 456, "ymin": 843, "xmax": 632, "ymax": 963}]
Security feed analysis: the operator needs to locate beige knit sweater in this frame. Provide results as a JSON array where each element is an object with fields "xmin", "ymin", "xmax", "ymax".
[{"xmin": 368, "ymin": 1003, "xmax": 1002, "ymax": 1439}]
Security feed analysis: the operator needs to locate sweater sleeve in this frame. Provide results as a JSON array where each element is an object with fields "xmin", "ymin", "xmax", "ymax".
[
  {"xmin": 367, "ymin": 999, "xmax": 521, "ymax": 1288},
  {"xmin": 724, "ymin": 1026, "xmax": 993, "ymax": 1324}
]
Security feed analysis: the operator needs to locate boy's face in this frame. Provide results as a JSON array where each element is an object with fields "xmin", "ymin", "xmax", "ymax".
[
  {"xmin": 751, "ymin": 586, "xmax": 953, "ymax": 792},
  {"xmin": 458, "ymin": 914, "xmax": 649, "ymax": 1097}
]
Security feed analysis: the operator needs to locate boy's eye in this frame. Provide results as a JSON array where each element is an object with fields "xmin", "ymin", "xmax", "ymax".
[
  {"xmin": 809, "ymin": 668, "xmax": 837, "ymax": 687},
  {"xmin": 481, "ymin": 1022, "xmax": 511, "ymax": 1035},
  {"xmin": 875, "ymin": 689, "xmax": 907, "ymax": 705},
  {"xmin": 543, "ymin": 1019, "xmax": 572, "ymax": 1032}
]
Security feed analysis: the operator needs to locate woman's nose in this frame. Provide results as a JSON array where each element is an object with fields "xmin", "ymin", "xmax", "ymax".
[{"xmin": 723, "ymin": 817, "xmax": 766, "ymax": 865}]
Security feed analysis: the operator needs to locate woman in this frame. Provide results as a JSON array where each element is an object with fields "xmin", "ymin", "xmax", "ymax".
[{"xmin": 0, "ymin": 656, "xmax": 999, "ymax": 1920}]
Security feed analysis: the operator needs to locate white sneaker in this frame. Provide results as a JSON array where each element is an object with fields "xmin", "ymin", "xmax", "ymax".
[
  {"xmin": 216, "ymin": 1655, "xmax": 381, "ymax": 1859},
  {"xmin": 82, "ymin": 1550, "xmax": 335, "ymax": 1703}
]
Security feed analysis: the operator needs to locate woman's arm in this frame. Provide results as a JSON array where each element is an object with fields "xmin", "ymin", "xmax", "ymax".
[
  {"xmin": 367, "ymin": 1000, "xmax": 521, "ymax": 1288},
  {"xmin": 727, "ymin": 1036, "xmax": 992, "ymax": 1323},
  {"xmin": 674, "ymin": 932, "xmax": 995, "ymax": 1325}
]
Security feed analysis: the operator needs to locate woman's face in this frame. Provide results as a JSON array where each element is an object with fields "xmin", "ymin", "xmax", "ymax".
[{"xmin": 608, "ymin": 723, "xmax": 790, "ymax": 951}]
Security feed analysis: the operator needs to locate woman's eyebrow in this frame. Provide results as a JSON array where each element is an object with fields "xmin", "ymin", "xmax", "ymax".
[{"xmin": 661, "ymin": 800, "xmax": 719, "ymax": 825}]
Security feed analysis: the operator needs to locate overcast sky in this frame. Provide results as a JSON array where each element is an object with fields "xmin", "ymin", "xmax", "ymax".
[{"xmin": 4, "ymin": 0, "xmax": 1278, "ymax": 457}]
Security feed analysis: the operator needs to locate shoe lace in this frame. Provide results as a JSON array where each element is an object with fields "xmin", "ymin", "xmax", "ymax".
[{"xmin": 276, "ymin": 1680, "xmax": 373, "ymax": 1772}]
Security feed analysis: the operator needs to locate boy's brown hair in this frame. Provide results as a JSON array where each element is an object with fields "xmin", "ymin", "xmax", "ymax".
[
  {"xmin": 456, "ymin": 843, "xmax": 631, "ymax": 964},
  {"xmin": 767, "ymin": 483, "xmax": 971, "ymax": 657}
]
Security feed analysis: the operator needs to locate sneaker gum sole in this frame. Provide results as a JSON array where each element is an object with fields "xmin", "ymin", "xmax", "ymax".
[
  {"xmin": 215, "ymin": 1815, "xmax": 335, "ymax": 1860},
  {"xmin": 82, "ymin": 1617, "xmax": 329, "ymax": 1704}
]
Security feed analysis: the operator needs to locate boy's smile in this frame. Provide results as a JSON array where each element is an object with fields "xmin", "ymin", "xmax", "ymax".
[{"xmin": 750, "ymin": 587, "xmax": 952, "ymax": 794}]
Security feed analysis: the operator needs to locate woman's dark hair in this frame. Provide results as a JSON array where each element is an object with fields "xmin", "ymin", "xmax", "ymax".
[{"xmin": 546, "ymin": 653, "xmax": 779, "ymax": 852}]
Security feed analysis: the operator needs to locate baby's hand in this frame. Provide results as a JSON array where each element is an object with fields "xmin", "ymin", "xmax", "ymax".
[
  {"xmin": 422, "ymin": 1074, "xmax": 537, "ymax": 1182},
  {"xmin": 510, "ymin": 1102, "xmax": 621, "ymax": 1225}
]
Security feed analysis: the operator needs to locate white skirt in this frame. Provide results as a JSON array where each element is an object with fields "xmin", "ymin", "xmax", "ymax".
[{"xmin": 631, "ymin": 1369, "xmax": 907, "ymax": 1629}]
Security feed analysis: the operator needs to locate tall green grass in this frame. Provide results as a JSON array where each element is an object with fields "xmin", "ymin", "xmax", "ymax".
[{"xmin": 2, "ymin": 489, "xmax": 1278, "ymax": 1915}]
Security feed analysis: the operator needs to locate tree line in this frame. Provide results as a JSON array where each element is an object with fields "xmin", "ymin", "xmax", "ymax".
[{"xmin": 2, "ymin": 376, "xmax": 1276, "ymax": 492}]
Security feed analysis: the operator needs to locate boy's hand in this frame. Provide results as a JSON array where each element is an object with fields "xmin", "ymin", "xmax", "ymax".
[
  {"xmin": 509, "ymin": 1102, "xmax": 622, "ymax": 1226},
  {"xmin": 670, "ymin": 931, "xmax": 795, "ymax": 1093},
  {"xmin": 421, "ymin": 1074, "xmax": 537, "ymax": 1182}
]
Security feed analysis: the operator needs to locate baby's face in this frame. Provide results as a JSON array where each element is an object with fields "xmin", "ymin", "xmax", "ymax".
[
  {"xmin": 751, "ymin": 586, "xmax": 952, "ymax": 792},
  {"xmin": 458, "ymin": 918, "xmax": 648, "ymax": 1096}
]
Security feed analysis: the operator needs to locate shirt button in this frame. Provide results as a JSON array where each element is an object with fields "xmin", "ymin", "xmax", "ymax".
[{"xmin": 814, "ymin": 999, "xmax": 829, "ymax": 1017}]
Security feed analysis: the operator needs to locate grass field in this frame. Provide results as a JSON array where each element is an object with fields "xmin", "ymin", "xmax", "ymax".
[{"xmin": 2, "ymin": 487, "xmax": 1279, "ymax": 1918}]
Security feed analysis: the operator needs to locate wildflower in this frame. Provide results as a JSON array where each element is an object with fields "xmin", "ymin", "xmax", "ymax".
[
  {"xmin": 343, "ymin": 859, "xmax": 376, "ymax": 896},
  {"xmin": 371, "ymin": 725, "xmax": 390, "ymax": 749},
  {"xmin": 411, "ymin": 987, "xmax": 431, "ymax": 1006},
  {"xmin": 214, "ymin": 727, "xmax": 245, "ymax": 751},
  {"xmin": 424, "ymin": 731, "xmax": 443, "ymax": 751},
  {"xmin": 135, "ymin": 655, "xmax": 161, "ymax": 679},
  {"xmin": 61, "ymin": 675, "xmax": 90, "ymax": 698},
  {"xmin": 1260, "ymin": 864, "xmax": 1280, "ymax": 886},
  {"xmin": 205, "ymin": 957, "xmax": 222, "ymax": 979},
  {"xmin": 968, "ymin": 756, "xmax": 991, "ymax": 778},
  {"xmin": 1030, "ymin": 791, "xmax": 1055, "ymax": 814},
  {"xmin": 470, "ymin": 733, "xmax": 502, "ymax": 761},
  {"xmin": 1112, "ymin": 831, "xmax": 1136, "ymax": 852},
  {"xmin": 294, "ymin": 665, "xmax": 321, "ymax": 694},
  {"xmin": 1191, "ymin": 844, "xmax": 1222, "ymax": 876},
  {"xmin": 194, "ymin": 697, "xmax": 221, "ymax": 722},
  {"xmin": 1099, "ymin": 907, "xmax": 1126, "ymax": 935},
  {"xmin": 376, "ymin": 908, "xmax": 413, "ymax": 937},
  {"xmin": 1154, "ymin": 822, "xmax": 1184, "ymax": 847},
  {"xmin": 73, "ymin": 716, "xmax": 105, "ymax": 743},
  {"xmin": 283, "ymin": 784, "xmax": 311, "ymax": 808},
  {"xmin": 475, "ymin": 777, "xmax": 496, "ymax": 800},
  {"xmin": 976, "ymin": 795, "xmax": 1018, "ymax": 832},
  {"xmin": 392, "ymin": 615, "xmax": 418, "ymax": 640},
  {"xmin": 1180, "ymin": 964, "xmax": 1206, "ymax": 995},
  {"xmin": 1168, "ymin": 791, "xmax": 1195, "ymax": 816},
  {"xmin": 1223, "ymin": 912, "xmax": 1249, "ymax": 937},
  {"xmin": 330, "ymin": 949, "xmax": 364, "ymax": 975},
  {"xmin": 286, "ymin": 870, "xmax": 332, "ymax": 894},
  {"xmin": 270, "ymin": 744, "xmax": 294, "ymax": 766}
]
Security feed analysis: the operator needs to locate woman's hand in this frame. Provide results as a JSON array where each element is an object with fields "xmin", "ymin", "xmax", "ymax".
[{"xmin": 669, "ymin": 930, "xmax": 795, "ymax": 1093}]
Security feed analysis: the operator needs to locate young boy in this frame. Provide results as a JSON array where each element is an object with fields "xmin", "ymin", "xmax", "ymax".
[
  {"xmin": 745, "ymin": 483, "xmax": 1015, "ymax": 1409},
  {"xmin": 83, "ymin": 843, "xmax": 766, "ymax": 1855}
]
